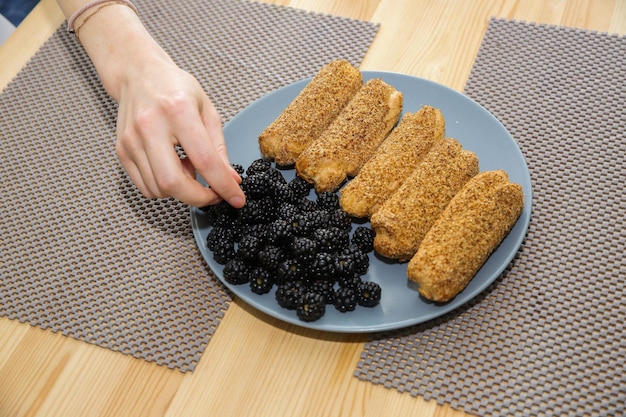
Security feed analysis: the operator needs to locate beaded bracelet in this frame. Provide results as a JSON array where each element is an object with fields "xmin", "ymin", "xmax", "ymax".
[{"xmin": 67, "ymin": 0, "xmax": 138, "ymax": 37}]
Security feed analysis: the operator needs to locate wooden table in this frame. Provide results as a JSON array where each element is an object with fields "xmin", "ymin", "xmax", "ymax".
[{"xmin": 1, "ymin": 1, "xmax": 624, "ymax": 416}]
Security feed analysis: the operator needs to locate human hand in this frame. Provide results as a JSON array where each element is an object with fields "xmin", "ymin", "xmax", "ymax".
[{"xmin": 114, "ymin": 57, "xmax": 245, "ymax": 208}]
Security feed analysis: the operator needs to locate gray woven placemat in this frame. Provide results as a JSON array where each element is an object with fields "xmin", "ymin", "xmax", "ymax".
[
  {"xmin": 355, "ymin": 18, "xmax": 625, "ymax": 417},
  {"xmin": 0, "ymin": 0, "xmax": 378, "ymax": 372}
]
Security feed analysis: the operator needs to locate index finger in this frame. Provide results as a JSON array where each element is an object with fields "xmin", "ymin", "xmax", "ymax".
[
  {"xmin": 141, "ymin": 125, "xmax": 232, "ymax": 207},
  {"xmin": 173, "ymin": 99, "xmax": 245, "ymax": 208}
]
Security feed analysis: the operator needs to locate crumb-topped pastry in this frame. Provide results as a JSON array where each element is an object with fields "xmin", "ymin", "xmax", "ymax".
[
  {"xmin": 339, "ymin": 106, "xmax": 444, "ymax": 218},
  {"xmin": 258, "ymin": 60, "xmax": 362, "ymax": 166},
  {"xmin": 408, "ymin": 170, "xmax": 524, "ymax": 302},
  {"xmin": 295, "ymin": 78, "xmax": 402, "ymax": 192},
  {"xmin": 371, "ymin": 138, "xmax": 479, "ymax": 261}
]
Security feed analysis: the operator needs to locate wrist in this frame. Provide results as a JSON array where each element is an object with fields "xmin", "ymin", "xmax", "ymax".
[
  {"xmin": 73, "ymin": 3, "xmax": 171, "ymax": 101},
  {"xmin": 68, "ymin": 0, "xmax": 138, "ymax": 37}
]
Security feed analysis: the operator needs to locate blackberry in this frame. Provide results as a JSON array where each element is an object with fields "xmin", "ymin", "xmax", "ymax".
[
  {"xmin": 316, "ymin": 191, "xmax": 340, "ymax": 211},
  {"xmin": 206, "ymin": 226, "xmax": 235, "ymax": 251},
  {"xmin": 310, "ymin": 252, "xmax": 336, "ymax": 280},
  {"xmin": 338, "ymin": 273, "xmax": 362, "ymax": 290},
  {"xmin": 198, "ymin": 201, "xmax": 222, "ymax": 223},
  {"xmin": 353, "ymin": 253, "xmax": 369, "ymax": 275},
  {"xmin": 312, "ymin": 228, "xmax": 337, "ymax": 253},
  {"xmin": 313, "ymin": 227, "xmax": 349, "ymax": 253},
  {"xmin": 199, "ymin": 205, "xmax": 219, "ymax": 226},
  {"xmin": 275, "ymin": 280, "xmax": 306, "ymax": 310},
  {"xmin": 277, "ymin": 203, "xmax": 299, "ymax": 224},
  {"xmin": 258, "ymin": 245, "xmax": 285, "ymax": 270},
  {"xmin": 335, "ymin": 227, "xmax": 351, "ymax": 250},
  {"xmin": 357, "ymin": 281, "xmax": 381, "ymax": 307},
  {"xmin": 298, "ymin": 273, "xmax": 317, "ymax": 287},
  {"xmin": 246, "ymin": 158, "xmax": 272, "ymax": 176},
  {"xmin": 212, "ymin": 240, "xmax": 236, "ymax": 265},
  {"xmin": 306, "ymin": 210, "xmax": 330, "ymax": 230},
  {"xmin": 248, "ymin": 266, "xmax": 274, "ymax": 294},
  {"xmin": 341, "ymin": 243, "xmax": 361, "ymax": 257},
  {"xmin": 328, "ymin": 208, "xmax": 352, "ymax": 230},
  {"xmin": 231, "ymin": 163, "xmax": 245, "ymax": 176},
  {"xmin": 208, "ymin": 200, "xmax": 239, "ymax": 225},
  {"xmin": 239, "ymin": 223, "xmax": 269, "ymax": 243},
  {"xmin": 333, "ymin": 254, "xmax": 355, "ymax": 278},
  {"xmin": 288, "ymin": 176, "xmax": 313, "ymax": 198},
  {"xmin": 265, "ymin": 167, "xmax": 287, "ymax": 185},
  {"xmin": 290, "ymin": 213, "xmax": 315, "ymax": 237},
  {"xmin": 290, "ymin": 237, "xmax": 318, "ymax": 264},
  {"xmin": 342, "ymin": 244, "xmax": 369, "ymax": 275},
  {"xmin": 308, "ymin": 280, "xmax": 334, "ymax": 304},
  {"xmin": 333, "ymin": 287, "xmax": 357, "ymax": 313},
  {"xmin": 241, "ymin": 172, "xmax": 273, "ymax": 198},
  {"xmin": 273, "ymin": 182, "xmax": 294, "ymax": 204},
  {"xmin": 266, "ymin": 218, "xmax": 293, "ymax": 245},
  {"xmin": 223, "ymin": 257, "xmax": 250, "ymax": 285},
  {"xmin": 275, "ymin": 258, "xmax": 304, "ymax": 285},
  {"xmin": 207, "ymin": 216, "xmax": 241, "ymax": 246},
  {"xmin": 352, "ymin": 226, "xmax": 376, "ymax": 253},
  {"xmin": 239, "ymin": 196, "xmax": 275, "ymax": 224},
  {"xmin": 212, "ymin": 215, "xmax": 242, "ymax": 241},
  {"xmin": 214, "ymin": 199, "xmax": 236, "ymax": 214},
  {"xmin": 237, "ymin": 234, "xmax": 262, "ymax": 263},
  {"xmin": 296, "ymin": 197, "xmax": 317, "ymax": 213},
  {"xmin": 296, "ymin": 292, "xmax": 326, "ymax": 322}
]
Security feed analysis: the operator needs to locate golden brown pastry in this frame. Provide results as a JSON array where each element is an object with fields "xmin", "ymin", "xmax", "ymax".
[
  {"xmin": 370, "ymin": 138, "xmax": 479, "ymax": 261},
  {"xmin": 295, "ymin": 78, "xmax": 403, "ymax": 192},
  {"xmin": 407, "ymin": 170, "xmax": 524, "ymax": 302},
  {"xmin": 339, "ymin": 106, "xmax": 445, "ymax": 218},
  {"xmin": 258, "ymin": 60, "xmax": 362, "ymax": 166}
]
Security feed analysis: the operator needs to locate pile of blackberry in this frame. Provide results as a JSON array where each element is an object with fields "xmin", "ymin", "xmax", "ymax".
[{"xmin": 201, "ymin": 158, "xmax": 381, "ymax": 322}]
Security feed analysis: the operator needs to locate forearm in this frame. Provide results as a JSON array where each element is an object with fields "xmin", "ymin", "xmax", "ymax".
[
  {"xmin": 55, "ymin": 0, "xmax": 172, "ymax": 101},
  {"xmin": 55, "ymin": 0, "xmax": 245, "ymax": 207}
]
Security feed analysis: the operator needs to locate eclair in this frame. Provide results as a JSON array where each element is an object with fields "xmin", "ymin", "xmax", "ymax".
[
  {"xmin": 339, "ymin": 106, "xmax": 444, "ymax": 218},
  {"xmin": 370, "ymin": 138, "xmax": 479, "ymax": 261},
  {"xmin": 407, "ymin": 170, "xmax": 524, "ymax": 302},
  {"xmin": 295, "ymin": 78, "xmax": 403, "ymax": 192},
  {"xmin": 258, "ymin": 60, "xmax": 362, "ymax": 166}
]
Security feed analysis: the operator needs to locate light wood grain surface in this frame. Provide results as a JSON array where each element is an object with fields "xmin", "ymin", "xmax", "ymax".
[{"xmin": 1, "ymin": 1, "xmax": 624, "ymax": 416}]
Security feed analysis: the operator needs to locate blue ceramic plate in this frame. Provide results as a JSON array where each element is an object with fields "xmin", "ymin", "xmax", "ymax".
[{"xmin": 191, "ymin": 71, "xmax": 532, "ymax": 333}]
